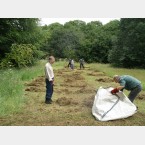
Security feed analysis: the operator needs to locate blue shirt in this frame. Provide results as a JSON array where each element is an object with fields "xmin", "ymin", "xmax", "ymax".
[{"xmin": 119, "ymin": 75, "xmax": 141, "ymax": 90}]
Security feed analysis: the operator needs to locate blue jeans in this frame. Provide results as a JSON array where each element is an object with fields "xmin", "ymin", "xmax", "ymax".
[
  {"xmin": 128, "ymin": 84, "xmax": 142, "ymax": 102},
  {"xmin": 45, "ymin": 79, "xmax": 53, "ymax": 100}
]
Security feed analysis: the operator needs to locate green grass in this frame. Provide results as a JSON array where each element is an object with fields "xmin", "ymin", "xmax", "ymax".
[
  {"xmin": 0, "ymin": 60, "xmax": 46, "ymax": 116},
  {"xmin": 0, "ymin": 60, "xmax": 69, "ymax": 116},
  {"xmin": 0, "ymin": 60, "xmax": 145, "ymax": 126},
  {"xmin": 89, "ymin": 63, "xmax": 145, "ymax": 90}
]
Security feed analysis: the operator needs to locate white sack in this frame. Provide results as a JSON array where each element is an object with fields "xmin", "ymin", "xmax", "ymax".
[{"xmin": 92, "ymin": 87, "xmax": 137, "ymax": 121}]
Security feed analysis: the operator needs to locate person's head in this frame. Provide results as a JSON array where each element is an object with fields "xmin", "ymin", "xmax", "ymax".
[
  {"xmin": 113, "ymin": 75, "xmax": 120, "ymax": 83},
  {"xmin": 48, "ymin": 56, "xmax": 55, "ymax": 64}
]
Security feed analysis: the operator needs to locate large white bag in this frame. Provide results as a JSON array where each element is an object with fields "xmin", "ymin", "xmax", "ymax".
[{"xmin": 92, "ymin": 87, "xmax": 137, "ymax": 121}]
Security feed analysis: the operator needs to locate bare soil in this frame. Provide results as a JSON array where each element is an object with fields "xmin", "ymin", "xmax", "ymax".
[
  {"xmin": 56, "ymin": 97, "xmax": 78, "ymax": 106},
  {"xmin": 25, "ymin": 76, "xmax": 45, "ymax": 92},
  {"xmin": 96, "ymin": 77, "xmax": 113, "ymax": 83},
  {"xmin": 83, "ymin": 95, "xmax": 95, "ymax": 108},
  {"xmin": 138, "ymin": 94, "xmax": 145, "ymax": 100},
  {"xmin": 87, "ymin": 72, "xmax": 105, "ymax": 76}
]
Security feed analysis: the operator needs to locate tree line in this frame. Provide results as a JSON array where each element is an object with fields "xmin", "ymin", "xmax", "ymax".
[{"xmin": 0, "ymin": 18, "xmax": 145, "ymax": 68}]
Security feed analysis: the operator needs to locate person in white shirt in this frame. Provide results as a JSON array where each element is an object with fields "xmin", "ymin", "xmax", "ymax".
[
  {"xmin": 45, "ymin": 56, "xmax": 55, "ymax": 104},
  {"xmin": 70, "ymin": 59, "xmax": 74, "ymax": 70}
]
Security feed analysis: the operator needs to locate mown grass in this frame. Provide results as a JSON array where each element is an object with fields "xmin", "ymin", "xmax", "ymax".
[
  {"xmin": 0, "ymin": 60, "xmax": 145, "ymax": 126},
  {"xmin": 89, "ymin": 63, "xmax": 145, "ymax": 90}
]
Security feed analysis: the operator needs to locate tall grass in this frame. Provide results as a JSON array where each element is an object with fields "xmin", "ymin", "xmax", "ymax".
[
  {"xmin": 0, "ymin": 60, "xmax": 46, "ymax": 116},
  {"xmin": 0, "ymin": 69, "xmax": 24, "ymax": 116}
]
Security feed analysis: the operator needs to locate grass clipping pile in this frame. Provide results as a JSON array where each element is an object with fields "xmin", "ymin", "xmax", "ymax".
[
  {"xmin": 96, "ymin": 77, "xmax": 113, "ymax": 83},
  {"xmin": 25, "ymin": 76, "xmax": 45, "ymax": 92},
  {"xmin": 62, "ymin": 72, "xmax": 87, "ymax": 87},
  {"xmin": 138, "ymin": 94, "xmax": 145, "ymax": 100},
  {"xmin": 56, "ymin": 97, "xmax": 78, "ymax": 106}
]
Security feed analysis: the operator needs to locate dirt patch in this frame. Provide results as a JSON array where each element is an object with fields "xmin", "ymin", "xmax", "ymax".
[
  {"xmin": 85, "ymin": 68, "xmax": 92, "ymax": 71},
  {"xmin": 25, "ymin": 76, "xmax": 45, "ymax": 92},
  {"xmin": 62, "ymin": 74, "xmax": 87, "ymax": 88},
  {"xmin": 64, "ymin": 76, "xmax": 84, "ymax": 82},
  {"xmin": 96, "ymin": 77, "xmax": 113, "ymax": 83},
  {"xmin": 70, "ymin": 81, "xmax": 87, "ymax": 87},
  {"xmin": 56, "ymin": 69, "xmax": 72, "ymax": 73},
  {"xmin": 87, "ymin": 72, "xmax": 105, "ymax": 76},
  {"xmin": 64, "ymin": 78, "xmax": 74, "ymax": 83},
  {"xmin": 25, "ymin": 76, "xmax": 45, "ymax": 86},
  {"xmin": 25, "ymin": 87, "xmax": 45, "ymax": 92},
  {"xmin": 54, "ymin": 90, "xmax": 62, "ymax": 93},
  {"xmin": 76, "ymin": 86, "xmax": 96, "ymax": 94},
  {"xmin": 138, "ymin": 94, "xmax": 145, "ymax": 100},
  {"xmin": 55, "ymin": 70, "xmax": 63, "ymax": 74},
  {"xmin": 60, "ymin": 73, "xmax": 73, "ymax": 78},
  {"xmin": 55, "ymin": 88, "xmax": 73, "ymax": 94},
  {"xmin": 83, "ymin": 95, "xmax": 95, "ymax": 108},
  {"xmin": 71, "ymin": 73, "xmax": 84, "ymax": 80},
  {"xmin": 62, "ymin": 88, "xmax": 72, "ymax": 93},
  {"xmin": 93, "ymin": 70, "xmax": 100, "ymax": 72},
  {"xmin": 55, "ymin": 69, "xmax": 84, "ymax": 80},
  {"xmin": 74, "ymin": 75, "xmax": 84, "ymax": 80},
  {"xmin": 56, "ymin": 97, "xmax": 78, "ymax": 106}
]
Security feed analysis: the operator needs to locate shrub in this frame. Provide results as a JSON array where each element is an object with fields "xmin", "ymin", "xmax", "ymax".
[{"xmin": 0, "ymin": 44, "xmax": 40, "ymax": 68}]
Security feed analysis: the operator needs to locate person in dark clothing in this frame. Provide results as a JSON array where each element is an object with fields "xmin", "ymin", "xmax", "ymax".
[
  {"xmin": 79, "ymin": 58, "xmax": 85, "ymax": 69},
  {"xmin": 111, "ymin": 75, "xmax": 142, "ymax": 103},
  {"xmin": 68, "ymin": 59, "xmax": 71, "ymax": 68}
]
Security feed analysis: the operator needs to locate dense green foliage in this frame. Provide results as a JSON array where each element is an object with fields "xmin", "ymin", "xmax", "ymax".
[
  {"xmin": 0, "ymin": 18, "xmax": 45, "ymax": 68},
  {"xmin": 41, "ymin": 20, "xmax": 120, "ymax": 63},
  {"xmin": 1, "ymin": 18, "xmax": 145, "ymax": 68},
  {"xmin": 0, "ymin": 44, "xmax": 42, "ymax": 68},
  {"xmin": 108, "ymin": 18, "xmax": 145, "ymax": 68}
]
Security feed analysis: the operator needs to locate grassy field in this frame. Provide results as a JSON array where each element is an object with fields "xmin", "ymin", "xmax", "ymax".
[
  {"xmin": 0, "ymin": 60, "xmax": 145, "ymax": 126},
  {"xmin": 0, "ymin": 61, "xmax": 45, "ymax": 116},
  {"xmin": 89, "ymin": 63, "xmax": 145, "ymax": 90}
]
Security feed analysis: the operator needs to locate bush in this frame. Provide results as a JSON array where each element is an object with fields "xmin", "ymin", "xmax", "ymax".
[{"xmin": 0, "ymin": 44, "xmax": 40, "ymax": 68}]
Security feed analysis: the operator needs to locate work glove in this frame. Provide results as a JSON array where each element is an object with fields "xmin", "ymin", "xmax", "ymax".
[{"xmin": 111, "ymin": 88, "xmax": 119, "ymax": 94}]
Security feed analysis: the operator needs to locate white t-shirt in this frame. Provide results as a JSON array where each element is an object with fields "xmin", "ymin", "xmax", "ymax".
[
  {"xmin": 45, "ymin": 62, "xmax": 54, "ymax": 81},
  {"xmin": 71, "ymin": 60, "xmax": 74, "ymax": 65}
]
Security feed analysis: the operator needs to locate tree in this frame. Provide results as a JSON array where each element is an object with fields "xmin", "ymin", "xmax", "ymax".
[
  {"xmin": 81, "ymin": 20, "xmax": 119, "ymax": 63},
  {"xmin": 49, "ymin": 28, "xmax": 82, "ymax": 58},
  {"xmin": 0, "ymin": 18, "xmax": 41, "ymax": 59},
  {"xmin": 109, "ymin": 18, "xmax": 145, "ymax": 68}
]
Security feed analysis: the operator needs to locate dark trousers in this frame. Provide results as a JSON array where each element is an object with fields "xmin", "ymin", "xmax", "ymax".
[
  {"xmin": 80, "ymin": 63, "xmax": 84, "ymax": 69},
  {"xmin": 68, "ymin": 63, "xmax": 71, "ymax": 68},
  {"xmin": 128, "ymin": 84, "xmax": 142, "ymax": 102},
  {"xmin": 45, "ymin": 79, "xmax": 53, "ymax": 100}
]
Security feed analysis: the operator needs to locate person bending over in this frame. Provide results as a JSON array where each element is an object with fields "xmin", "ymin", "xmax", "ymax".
[{"xmin": 111, "ymin": 75, "xmax": 142, "ymax": 102}]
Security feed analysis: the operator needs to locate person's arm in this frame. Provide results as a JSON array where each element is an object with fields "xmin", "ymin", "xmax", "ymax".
[
  {"xmin": 111, "ymin": 80, "xmax": 126, "ymax": 94},
  {"xmin": 117, "ymin": 86, "xmax": 125, "ymax": 90}
]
